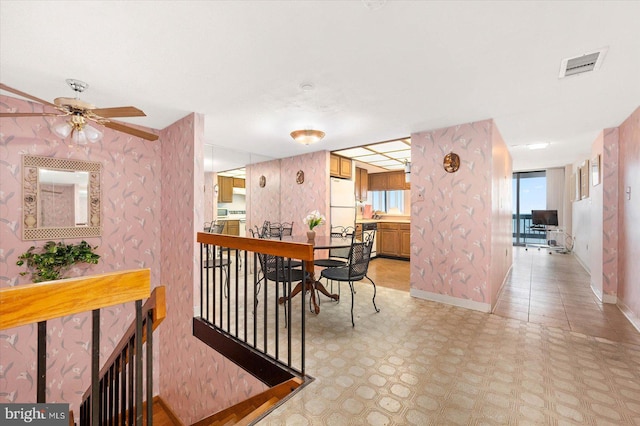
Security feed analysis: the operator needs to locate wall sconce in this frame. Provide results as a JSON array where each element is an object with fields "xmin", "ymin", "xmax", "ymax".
[{"xmin": 404, "ymin": 161, "xmax": 411, "ymax": 183}]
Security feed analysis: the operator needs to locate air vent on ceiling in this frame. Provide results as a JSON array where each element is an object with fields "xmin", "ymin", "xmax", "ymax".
[{"xmin": 559, "ymin": 47, "xmax": 608, "ymax": 78}]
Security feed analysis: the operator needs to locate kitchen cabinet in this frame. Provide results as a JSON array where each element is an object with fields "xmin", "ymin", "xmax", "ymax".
[
  {"xmin": 377, "ymin": 222, "xmax": 410, "ymax": 259},
  {"xmin": 232, "ymin": 178, "xmax": 245, "ymax": 188},
  {"xmin": 330, "ymin": 154, "xmax": 353, "ymax": 179},
  {"xmin": 399, "ymin": 223, "xmax": 411, "ymax": 258},
  {"xmin": 221, "ymin": 219, "xmax": 240, "ymax": 236},
  {"xmin": 368, "ymin": 171, "xmax": 409, "ymax": 191},
  {"xmin": 218, "ymin": 176, "xmax": 233, "ymax": 203},
  {"xmin": 355, "ymin": 167, "xmax": 368, "ymax": 201}
]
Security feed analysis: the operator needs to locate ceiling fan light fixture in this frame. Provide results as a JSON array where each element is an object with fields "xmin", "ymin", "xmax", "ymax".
[
  {"xmin": 290, "ymin": 129, "xmax": 325, "ymax": 145},
  {"xmin": 81, "ymin": 124, "xmax": 103, "ymax": 143},
  {"xmin": 53, "ymin": 121, "xmax": 73, "ymax": 138}
]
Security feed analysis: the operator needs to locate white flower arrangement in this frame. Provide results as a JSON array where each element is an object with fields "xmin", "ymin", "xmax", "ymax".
[{"xmin": 303, "ymin": 210, "xmax": 325, "ymax": 230}]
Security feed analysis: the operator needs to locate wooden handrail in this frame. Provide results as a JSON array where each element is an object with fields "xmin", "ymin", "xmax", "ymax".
[
  {"xmin": 81, "ymin": 286, "xmax": 166, "ymax": 400},
  {"xmin": 0, "ymin": 269, "xmax": 151, "ymax": 330},
  {"xmin": 197, "ymin": 233, "xmax": 314, "ymax": 262}
]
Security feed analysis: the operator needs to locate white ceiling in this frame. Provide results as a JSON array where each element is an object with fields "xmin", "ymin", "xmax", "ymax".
[{"xmin": 1, "ymin": 1, "xmax": 638, "ymax": 172}]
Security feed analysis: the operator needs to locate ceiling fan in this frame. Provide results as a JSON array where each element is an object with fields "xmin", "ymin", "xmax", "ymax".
[{"xmin": 0, "ymin": 79, "xmax": 159, "ymax": 141}]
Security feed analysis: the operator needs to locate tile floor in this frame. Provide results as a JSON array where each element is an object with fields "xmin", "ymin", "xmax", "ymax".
[
  {"xmin": 494, "ymin": 247, "xmax": 640, "ymax": 346},
  {"xmin": 258, "ymin": 249, "xmax": 640, "ymax": 425}
]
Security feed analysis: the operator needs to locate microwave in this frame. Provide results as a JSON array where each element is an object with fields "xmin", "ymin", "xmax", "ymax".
[{"xmin": 217, "ymin": 208, "xmax": 228, "ymax": 217}]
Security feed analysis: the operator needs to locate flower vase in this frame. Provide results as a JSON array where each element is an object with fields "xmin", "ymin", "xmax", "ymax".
[{"xmin": 307, "ymin": 230, "xmax": 316, "ymax": 241}]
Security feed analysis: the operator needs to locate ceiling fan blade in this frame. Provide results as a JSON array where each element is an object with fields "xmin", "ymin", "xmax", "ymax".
[
  {"xmin": 102, "ymin": 120, "xmax": 159, "ymax": 141},
  {"xmin": 0, "ymin": 112, "xmax": 60, "ymax": 117},
  {"xmin": 0, "ymin": 83, "xmax": 58, "ymax": 109},
  {"xmin": 91, "ymin": 106, "xmax": 146, "ymax": 118}
]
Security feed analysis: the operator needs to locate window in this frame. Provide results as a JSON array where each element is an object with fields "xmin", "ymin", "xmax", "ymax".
[
  {"xmin": 512, "ymin": 171, "xmax": 546, "ymax": 246},
  {"xmin": 370, "ymin": 190, "xmax": 404, "ymax": 214}
]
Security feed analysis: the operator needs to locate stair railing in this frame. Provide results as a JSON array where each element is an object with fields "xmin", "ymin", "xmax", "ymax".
[{"xmin": 0, "ymin": 269, "xmax": 159, "ymax": 425}]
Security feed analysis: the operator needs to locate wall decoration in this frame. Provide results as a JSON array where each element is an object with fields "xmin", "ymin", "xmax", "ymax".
[
  {"xmin": 443, "ymin": 152, "xmax": 460, "ymax": 173},
  {"xmin": 259, "ymin": 175, "xmax": 266, "ymax": 188},
  {"xmin": 580, "ymin": 160, "xmax": 589, "ymax": 199},
  {"xmin": 592, "ymin": 154, "xmax": 601, "ymax": 186},
  {"xmin": 296, "ymin": 170, "xmax": 305, "ymax": 184}
]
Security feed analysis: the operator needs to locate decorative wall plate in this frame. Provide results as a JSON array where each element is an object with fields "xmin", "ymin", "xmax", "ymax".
[
  {"xmin": 443, "ymin": 152, "xmax": 460, "ymax": 173},
  {"xmin": 296, "ymin": 170, "xmax": 304, "ymax": 184},
  {"xmin": 259, "ymin": 175, "xmax": 266, "ymax": 188}
]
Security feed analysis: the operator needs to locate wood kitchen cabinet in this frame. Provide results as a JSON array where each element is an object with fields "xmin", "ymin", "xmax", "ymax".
[
  {"xmin": 330, "ymin": 154, "xmax": 353, "ymax": 179},
  {"xmin": 377, "ymin": 222, "xmax": 410, "ymax": 259},
  {"xmin": 387, "ymin": 171, "xmax": 407, "ymax": 190},
  {"xmin": 232, "ymin": 178, "xmax": 245, "ymax": 188},
  {"xmin": 218, "ymin": 176, "xmax": 233, "ymax": 203},
  {"xmin": 355, "ymin": 167, "xmax": 368, "ymax": 201},
  {"xmin": 399, "ymin": 223, "xmax": 411, "ymax": 258},
  {"xmin": 368, "ymin": 172, "xmax": 387, "ymax": 191},
  {"xmin": 221, "ymin": 219, "xmax": 240, "ymax": 236}
]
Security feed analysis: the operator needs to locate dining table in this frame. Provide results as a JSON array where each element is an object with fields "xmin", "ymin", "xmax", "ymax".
[{"xmin": 275, "ymin": 235, "xmax": 354, "ymax": 314}]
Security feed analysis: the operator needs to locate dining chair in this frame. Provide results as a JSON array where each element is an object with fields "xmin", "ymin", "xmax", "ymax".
[
  {"xmin": 204, "ymin": 221, "xmax": 231, "ymax": 295},
  {"xmin": 256, "ymin": 253, "xmax": 308, "ymax": 326},
  {"xmin": 280, "ymin": 222, "xmax": 294, "ymax": 238},
  {"xmin": 319, "ymin": 232, "xmax": 379, "ymax": 327},
  {"xmin": 314, "ymin": 225, "xmax": 356, "ymax": 296},
  {"xmin": 268, "ymin": 222, "xmax": 283, "ymax": 239}
]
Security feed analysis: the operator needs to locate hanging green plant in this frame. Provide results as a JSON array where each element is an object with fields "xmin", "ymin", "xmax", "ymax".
[{"xmin": 16, "ymin": 240, "xmax": 100, "ymax": 283}]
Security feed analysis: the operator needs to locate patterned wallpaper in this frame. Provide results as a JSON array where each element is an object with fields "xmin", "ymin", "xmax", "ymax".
[
  {"xmin": 246, "ymin": 150, "xmax": 330, "ymax": 237},
  {"xmin": 39, "ymin": 184, "xmax": 74, "ymax": 226},
  {"xmin": 617, "ymin": 107, "xmax": 640, "ymax": 319},
  {"xmin": 158, "ymin": 114, "xmax": 265, "ymax": 424},
  {"xmin": 602, "ymin": 128, "xmax": 619, "ymax": 298},
  {"xmin": 0, "ymin": 95, "xmax": 161, "ymax": 413},
  {"xmin": 410, "ymin": 119, "xmax": 512, "ymax": 310}
]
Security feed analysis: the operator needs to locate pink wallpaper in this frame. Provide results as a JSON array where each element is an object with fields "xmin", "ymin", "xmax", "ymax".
[
  {"xmin": 39, "ymin": 183, "xmax": 75, "ymax": 226},
  {"xmin": 590, "ymin": 131, "xmax": 605, "ymax": 297},
  {"xmin": 410, "ymin": 119, "xmax": 512, "ymax": 310},
  {"xmin": 246, "ymin": 150, "xmax": 330, "ymax": 237},
  {"xmin": 158, "ymin": 114, "xmax": 264, "ymax": 424},
  {"xmin": 0, "ymin": 95, "xmax": 161, "ymax": 413},
  {"xmin": 247, "ymin": 159, "xmax": 282, "ymax": 232},
  {"xmin": 280, "ymin": 151, "xmax": 330, "ymax": 237},
  {"xmin": 617, "ymin": 107, "xmax": 640, "ymax": 319},
  {"xmin": 602, "ymin": 128, "xmax": 619, "ymax": 297}
]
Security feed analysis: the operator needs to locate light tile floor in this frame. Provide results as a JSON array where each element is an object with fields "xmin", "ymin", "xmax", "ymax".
[
  {"xmin": 494, "ymin": 247, "xmax": 640, "ymax": 346},
  {"xmin": 259, "ymin": 249, "xmax": 640, "ymax": 425}
]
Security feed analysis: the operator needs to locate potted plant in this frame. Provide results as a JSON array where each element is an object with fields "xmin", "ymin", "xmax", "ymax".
[
  {"xmin": 303, "ymin": 210, "xmax": 325, "ymax": 241},
  {"xmin": 16, "ymin": 240, "xmax": 100, "ymax": 283}
]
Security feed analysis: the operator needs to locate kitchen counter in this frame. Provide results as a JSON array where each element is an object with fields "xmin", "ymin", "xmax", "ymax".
[{"xmin": 357, "ymin": 218, "xmax": 410, "ymax": 224}]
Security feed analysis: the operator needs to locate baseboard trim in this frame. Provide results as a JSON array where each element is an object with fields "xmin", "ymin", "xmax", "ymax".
[
  {"xmin": 154, "ymin": 395, "xmax": 184, "ymax": 426},
  {"xmin": 493, "ymin": 264, "xmax": 514, "ymax": 313},
  {"xmin": 617, "ymin": 300, "xmax": 640, "ymax": 333},
  {"xmin": 410, "ymin": 288, "xmax": 491, "ymax": 313}
]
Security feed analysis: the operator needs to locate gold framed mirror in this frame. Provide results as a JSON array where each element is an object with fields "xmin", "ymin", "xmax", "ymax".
[{"xmin": 22, "ymin": 155, "xmax": 102, "ymax": 240}]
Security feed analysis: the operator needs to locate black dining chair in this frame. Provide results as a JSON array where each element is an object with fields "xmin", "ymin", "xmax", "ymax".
[
  {"xmin": 268, "ymin": 222, "xmax": 282, "ymax": 239},
  {"xmin": 256, "ymin": 253, "xmax": 308, "ymax": 326},
  {"xmin": 280, "ymin": 222, "xmax": 294, "ymax": 239},
  {"xmin": 204, "ymin": 221, "xmax": 231, "ymax": 295},
  {"xmin": 314, "ymin": 225, "xmax": 356, "ymax": 295},
  {"xmin": 319, "ymin": 232, "xmax": 379, "ymax": 326}
]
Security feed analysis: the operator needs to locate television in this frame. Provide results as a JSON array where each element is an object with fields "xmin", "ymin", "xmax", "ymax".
[{"xmin": 531, "ymin": 210, "xmax": 558, "ymax": 226}]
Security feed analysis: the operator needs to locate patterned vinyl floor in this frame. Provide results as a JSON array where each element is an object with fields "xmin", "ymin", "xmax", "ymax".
[{"xmin": 258, "ymin": 248, "xmax": 640, "ymax": 425}]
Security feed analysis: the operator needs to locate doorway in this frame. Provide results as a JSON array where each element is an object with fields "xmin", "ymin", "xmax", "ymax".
[{"xmin": 512, "ymin": 171, "xmax": 546, "ymax": 246}]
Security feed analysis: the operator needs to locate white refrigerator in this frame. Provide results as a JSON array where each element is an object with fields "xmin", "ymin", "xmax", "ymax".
[{"xmin": 330, "ymin": 177, "xmax": 356, "ymax": 229}]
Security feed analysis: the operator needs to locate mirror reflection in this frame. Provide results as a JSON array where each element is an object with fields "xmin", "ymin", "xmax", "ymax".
[
  {"xmin": 22, "ymin": 155, "xmax": 102, "ymax": 240},
  {"xmin": 38, "ymin": 169, "xmax": 89, "ymax": 227}
]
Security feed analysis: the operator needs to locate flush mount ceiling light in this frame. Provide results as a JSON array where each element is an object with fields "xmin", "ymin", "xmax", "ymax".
[
  {"xmin": 290, "ymin": 129, "xmax": 325, "ymax": 145},
  {"xmin": 527, "ymin": 143, "xmax": 549, "ymax": 150}
]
